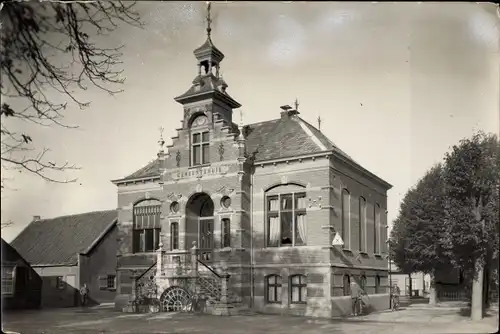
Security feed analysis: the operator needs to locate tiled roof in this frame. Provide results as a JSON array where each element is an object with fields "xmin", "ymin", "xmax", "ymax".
[
  {"xmin": 11, "ymin": 210, "xmax": 117, "ymax": 267},
  {"xmin": 115, "ymin": 114, "xmax": 358, "ymax": 182},
  {"xmin": 174, "ymin": 75, "xmax": 240, "ymax": 108},
  {"xmin": 122, "ymin": 159, "xmax": 161, "ymax": 181},
  {"xmin": 1, "ymin": 238, "xmax": 28, "ymax": 265}
]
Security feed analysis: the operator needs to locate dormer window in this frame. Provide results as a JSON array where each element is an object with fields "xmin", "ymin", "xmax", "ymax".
[{"xmin": 191, "ymin": 115, "xmax": 209, "ymax": 166}]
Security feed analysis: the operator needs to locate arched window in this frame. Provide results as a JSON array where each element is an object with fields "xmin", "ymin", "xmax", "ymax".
[
  {"xmin": 375, "ymin": 275, "xmax": 381, "ymax": 294},
  {"xmin": 265, "ymin": 275, "xmax": 282, "ymax": 303},
  {"xmin": 374, "ymin": 203, "xmax": 381, "ymax": 254},
  {"xmin": 290, "ymin": 274, "xmax": 307, "ymax": 304},
  {"xmin": 359, "ymin": 197, "xmax": 366, "ymax": 252},
  {"xmin": 266, "ymin": 186, "xmax": 307, "ymax": 247},
  {"xmin": 343, "ymin": 274, "xmax": 351, "ymax": 296},
  {"xmin": 191, "ymin": 115, "xmax": 209, "ymax": 166},
  {"xmin": 170, "ymin": 222, "xmax": 179, "ymax": 250},
  {"xmin": 133, "ymin": 199, "xmax": 162, "ymax": 253},
  {"xmin": 341, "ymin": 189, "xmax": 350, "ymax": 249}
]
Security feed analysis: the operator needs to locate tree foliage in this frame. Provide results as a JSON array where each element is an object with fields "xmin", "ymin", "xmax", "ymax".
[
  {"xmin": 390, "ymin": 164, "xmax": 448, "ymax": 274},
  {"xmin": 0, "ymin": 1, "xmax": 141, "ymax": 187},
  {"xmin": 442, "ymin": 132, "xmax": 500, "ymax": 280},
  {"xmin": 391, "ymin": 131, "xmax": 499, "ymax": 282}
]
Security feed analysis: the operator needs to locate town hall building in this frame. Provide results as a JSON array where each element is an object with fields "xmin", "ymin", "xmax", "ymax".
[{"xmin": 111, "ymin": 4, "xmax": 392, "ymax": 318}]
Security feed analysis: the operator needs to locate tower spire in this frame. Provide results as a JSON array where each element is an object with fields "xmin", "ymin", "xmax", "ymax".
[
  {"xmin": 206, "ymin": 1, "xmax": 212, "ymax": 38},
  {"xmin": 294, "ymin": 98, "xmax": 300, "ymax": 111}
]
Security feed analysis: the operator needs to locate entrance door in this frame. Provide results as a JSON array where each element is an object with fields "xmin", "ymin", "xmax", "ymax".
[{"xmin": 199, "ymin": 218, "xmax": 214, "ymax": 262}]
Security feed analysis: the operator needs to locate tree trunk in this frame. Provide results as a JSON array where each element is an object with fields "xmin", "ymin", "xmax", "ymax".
[
  {"xmin": 408, "ymin": 274, "xmax": 413, "ymax": 297},
  {"xmin": 471, "ymin": 262, "xmax": 484, "ymax": 321},
  {"xmin": 429, "ymin": 271, "xmax": 437, "ymax": 305}
]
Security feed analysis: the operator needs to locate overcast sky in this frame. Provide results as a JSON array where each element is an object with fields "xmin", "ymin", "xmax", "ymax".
[{"xmin": 2, "ymin": 2, "xmax": 499, "ymax": 242}]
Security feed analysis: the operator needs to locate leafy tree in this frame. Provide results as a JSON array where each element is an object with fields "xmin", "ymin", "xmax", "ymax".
[
  {"xmin": 442, "ymin": 131, "xmax": 499, "ymax": 320},
  {"xmin": 390, "ymin": 164, "xmax": 448, "ymax": 303},
  {"xmin": 0, "ymin": 1, "xmax": 141, "ymax": 187}
]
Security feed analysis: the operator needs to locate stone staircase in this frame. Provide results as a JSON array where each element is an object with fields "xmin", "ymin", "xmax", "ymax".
[{"xmin": 195, "ymin": 265, "xmax": 246, "ymax": 315}]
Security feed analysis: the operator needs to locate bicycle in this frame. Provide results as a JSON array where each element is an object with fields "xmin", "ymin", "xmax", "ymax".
[{"xmin": 391, "ymin": 294, "xmax": 400, "ymax": 311}]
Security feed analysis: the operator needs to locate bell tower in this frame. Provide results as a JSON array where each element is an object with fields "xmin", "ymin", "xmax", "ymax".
[{"xmin": 174, "ymin": 2, "xmax": 241, "ymax": 130}]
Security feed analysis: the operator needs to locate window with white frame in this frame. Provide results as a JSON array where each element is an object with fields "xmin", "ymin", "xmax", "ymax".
[
  {"xmin": 359, "ymin": 197, "xmax": 366, "ymax": 252},
  {"xmin": 341, "ymin": 189, "xmax": 350, "ymax": 249},
  {"xmin": 56, "ymin": 276, "xmax": 65, "ymax": 290},
  {"xmin": 266, "ymin": 192, "xmax": 307, "ymax": 247},
  {"xmin": 107, "ymin": 275, "xmax": 116, "ymax": 290},
  {"xmin": 1, "ymin": 266, "xmax": 14, "ymax": 295},
  {"xmin": 265, "ymin": 275, "xmax": 282, "ymax": 303},
  {"xmin": 374, "ymin": 203, "xmax": 381, "ymax": 254},
  {"xmin": 133, "ymin": 199, "xmax": 162, "ymax": 253},
  {"xmin": 290, "ymin": 274, "xmax": 307, "ymax": 304},
  {"xmin": 191, "ymin": 115, "xmax": 210, "ymax": 166}
]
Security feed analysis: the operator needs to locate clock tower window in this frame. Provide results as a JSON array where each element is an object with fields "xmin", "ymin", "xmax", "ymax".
[{"xmin": 192, "ymin": 131, "xmax": 209, "ymax": 166}]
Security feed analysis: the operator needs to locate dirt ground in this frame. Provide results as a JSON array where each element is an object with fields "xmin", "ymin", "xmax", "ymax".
[{"xmin": 2, "ymin": 303, "xmax": 498, "ymax": 334}]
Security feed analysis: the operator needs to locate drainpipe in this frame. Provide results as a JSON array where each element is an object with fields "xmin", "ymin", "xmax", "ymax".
[{"xmin": 250, "ymin": 171, "xmax": 254, "ymax": 308}]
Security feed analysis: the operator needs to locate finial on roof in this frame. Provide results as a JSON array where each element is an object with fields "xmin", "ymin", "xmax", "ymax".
[
  {"xmin": 294, "ymin": 98, "xmax": 299, "ymax": 111},
  {"xmin": 158, "ymin": 126, "xmax": 165, "ymax": 152},
  {"xmin": 318, "ymin": 116, "xmax": 322, "ymax": 132},
  {"xmin": 206, "ymin": 2, "xmax": 212, "ymax": 38}
]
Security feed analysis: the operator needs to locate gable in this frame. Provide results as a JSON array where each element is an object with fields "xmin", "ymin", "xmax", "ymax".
[{"xmin": 11, "ymin": 210, "xmax": 118, "ymax": 266}]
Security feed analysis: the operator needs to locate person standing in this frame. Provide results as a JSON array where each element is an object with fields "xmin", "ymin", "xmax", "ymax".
[
  {"xmin": 350, "ymin": 281, "xmax": 363, "ymax": 316},
  {"xmin": 80, "ymin": 283, "xmax": 89, "ymax": 307}
]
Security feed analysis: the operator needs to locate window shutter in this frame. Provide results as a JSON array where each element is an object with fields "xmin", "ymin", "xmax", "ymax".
[{"xmin": 98, "ymin": 275, "xmax": 107, "ymax": 290}]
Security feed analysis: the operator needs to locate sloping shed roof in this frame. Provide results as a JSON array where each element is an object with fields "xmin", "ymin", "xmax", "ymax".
[{"xmin": 11, "ymin": 210, "xmax": 117, "ymax": 267}]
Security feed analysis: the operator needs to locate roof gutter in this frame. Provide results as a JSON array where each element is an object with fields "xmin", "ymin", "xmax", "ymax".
[{"xmin": 111, "ymin": 175, "xmax": 161, "ymax": 186}]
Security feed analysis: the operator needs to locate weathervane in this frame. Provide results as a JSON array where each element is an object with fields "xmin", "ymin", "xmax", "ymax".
[
  {"xmin": 206, "ymin": 1, "xmax": 212, "ymax": 38},
  {"xmin": 294, "ymin": 98, "xmax": 299, "ymax": 111},
  {"xmin": 317, "ymin": 116, "xmax": 322, "ymax": 131},
  {"xmin": 158, "ymin": 126, "xmax": 165, "ymax": 150}
]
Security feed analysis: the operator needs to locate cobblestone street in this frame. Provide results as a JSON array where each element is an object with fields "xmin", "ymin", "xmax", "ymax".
[{"xmin": 3, "ymin": 304, "xmax": 498, "ymax": 334}]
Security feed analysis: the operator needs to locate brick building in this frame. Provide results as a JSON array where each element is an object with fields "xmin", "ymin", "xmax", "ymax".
[
  {"xmin": 112, "ymin": 5, "xmax": 392, "ymax": 318},
  {"xmin": 11, "ymin": 211, "xmax": 118, "ymax": 308}
]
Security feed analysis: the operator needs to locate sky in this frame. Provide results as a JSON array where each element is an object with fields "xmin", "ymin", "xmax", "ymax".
[{"xmin": 1, "ymin": 2, "xmax": 499, "ymax": 242}]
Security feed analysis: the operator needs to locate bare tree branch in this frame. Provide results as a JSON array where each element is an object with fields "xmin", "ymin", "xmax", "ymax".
[{"xmin": 0, "ymin": 1, "xmax": 142, "ymax": 185}]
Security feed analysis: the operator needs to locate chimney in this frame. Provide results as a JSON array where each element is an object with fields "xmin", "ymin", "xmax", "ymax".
[
  {"xmin": 33, "ymin": 215, "xmax": 41, "ymax": 221},
  {"xmin": 280, "ymin": 105, "xmax": 292, "ymax": 119}
]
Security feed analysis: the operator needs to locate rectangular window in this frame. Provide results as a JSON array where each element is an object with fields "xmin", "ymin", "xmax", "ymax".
[
  {"xmin": 359, "ymin": 197, "xmax": 366, "ymax": 252},
  {"xmin": 133, "ymin": 202, "xmax": 162, "ymax": 253},
  {"xmin": 266, "ymin": 193, "xmax": 307, "ymax": 247},
  {"xmin": 56, "ymin": 276, "xmax": 65, "ymax": 290},
  {"xmin": 341, "ymin": 189, "xmax": 350, "ymax": 250},
  {"xmin": 171, "ymin": 222, "xmax": 179, "ymax": 250},
  {"xmin": 107, "ymin": 275, "xmax": 116, "ymax": 290},
  {"xmin": 374, "ymin": 204, "xmax": 380, "ymax": 254},
  {"xmin": 290, "ymin": 275, "xmax": 307, "ymax": 304},
  {"xmin": 266, "ymin": 275, "xmax": 282, "ymax": 303},
  {"xmin": 221, "ymin": 218, "xmax": 231, "ymax": 248},
  {"xmin": 1, "ymin": 267, "xmax": 14, "ymax": 295},
  {"xmin": 192, "ymin": 131, "xmax": 210, "ymax": 166}
]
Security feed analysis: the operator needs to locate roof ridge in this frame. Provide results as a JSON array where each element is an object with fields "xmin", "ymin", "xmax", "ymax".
[{"xmin": 32, "ymin": 209, "xmax": 117, "ymax": 223}]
